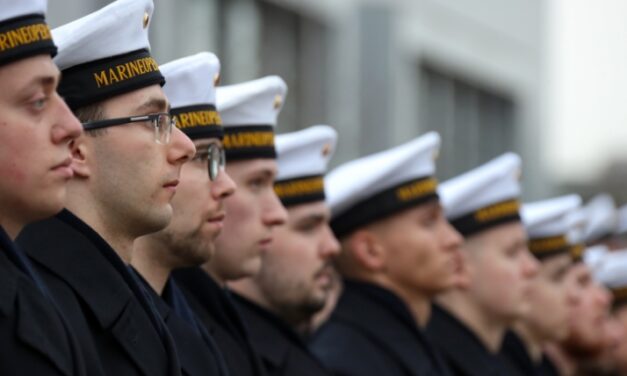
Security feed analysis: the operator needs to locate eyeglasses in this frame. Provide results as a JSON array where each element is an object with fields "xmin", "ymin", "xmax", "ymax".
[
  {"xmin": 192, "ymin": 142, "xmax": 226, "ymax": 181},
  {"xmin": 81, "ymin": 113, "xmax": 175, "ymax": 145}
]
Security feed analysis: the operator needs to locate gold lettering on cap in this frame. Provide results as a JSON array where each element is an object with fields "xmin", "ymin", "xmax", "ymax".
[
  {"xmin": 474, "ymin": 199, "xmax": 520, "ymax": 223},
  {"xmin": 92, "ymin": 56, "xmax": 160, "ymax": 88},
  {"xmin": 396, "ymin": 178, "xmax": 438, "ymax": 202},
  {"xmin": 0, "ymin": 23, "xmax": 52, "ymax": 52},
  {"xmin": 528, "ymin": 235, "xmax": 568, "ymax": 254},
  {"xmin": 223, "ymin": 131, "xmax": 274, "ymax": 149},
  {"xmin": 175, "ymin": 110, "xmax": 222, "ymax": 129},
  {"xmin": 274, "ymin": 177, "xmax": 324, "ymax": 199}
]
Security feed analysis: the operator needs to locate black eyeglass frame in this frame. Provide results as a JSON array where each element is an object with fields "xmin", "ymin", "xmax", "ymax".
[
  {"xmin": 193, "ymin": 142, "xmax": 226, "ymax": 181},
  {"xmin": 81, "ymin": 112, "xmax": 175, "ymax": 145}
]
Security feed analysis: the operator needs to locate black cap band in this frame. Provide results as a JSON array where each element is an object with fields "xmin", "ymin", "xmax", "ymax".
[
  {"xmin": 612, "ymin": 286, "xmax": 627, "ymax": 309},
  {"xmin": 528, "ymin": 234, "xmax": 571, "ymax": 260},
  {"xmin": 0, "ymin": 14, "xmax": 56, "ymax": 66},
  {"xmin": 172, "ymin": 104, "xmax": 223, "ymax": 140},
  {"xmin": 570, "ymin": 243, "xmax": 584, "ymax": 263},
  {"xmin": 59, "ymin": 48, "xmax": 165, "ymax": 110},
  {"xmin": 331, "ymin": 176, "xmax": 439, "ymax": 238},
  {"xmin": 223, "ymin": 125, "xmax": 276, "ymax": 161},
  {"xmin": 274, "ymin": 175, "xmax": 325, "ymax": 207},
  {"xmin": 450, "ymin": 199, "xmax": 521, "ymax": 237}
]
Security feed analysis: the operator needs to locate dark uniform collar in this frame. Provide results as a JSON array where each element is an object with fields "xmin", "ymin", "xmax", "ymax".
[
  {"xmin": 500, "ymin": 330, "xmax": 535, "ymax": 376},
  {"xmin": 331, "ymin": 279, "xmax": 452, "ymax": 376},
  {"xmin": 426, "ymin": 304, "xmax": 512, "ymax": 376}
]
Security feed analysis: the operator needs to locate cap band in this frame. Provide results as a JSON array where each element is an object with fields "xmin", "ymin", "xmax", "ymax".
[
  {"xmin": 528, "ymin": 234, "xmax": 570, "ymax": 260},
  {"xmin": 331, "ymin": 176, "xmax": 438, "ymax": 238},
  {"xmin": 59, "ymin": 48, "xmax": 165, "ymax": 110},
  {"xmin": 0, "ymin": 14, "xmax": 56, "ymax": 66},
  {"xmin": 223, "ymin": 125, "xmax": 276, "ymax": 161},
  {"xmin": 570, "ymin": 243, "xmax": 585, "ymax": 263},
  {"xmin": 274, "ymin": 175, "xmax": 325, "ymax": 207},
  {"xmin": 172, "ymin": 104, "xmax": 223, "ymax": 140},
  {"xmin": 612, "ymin": 286, "xmax": 627, "ymax": 308},
  {"xmin": 450, "ymin": 199, "xmax": 521, "ymax": 237}
]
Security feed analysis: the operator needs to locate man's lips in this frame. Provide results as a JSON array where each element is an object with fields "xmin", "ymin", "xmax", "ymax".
[
  {"xmin": 207, "ymin": 213, "xmax": 225, "ymax": 223},
  {"xmin": 163, "ymin": 179, "xmax": 179, "ymax": 190},
  {"xmin": 51, "ymin": 157, "xmax": 73, "ymax": 178}
]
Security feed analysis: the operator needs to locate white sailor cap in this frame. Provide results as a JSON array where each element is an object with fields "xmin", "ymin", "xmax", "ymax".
[
  {"xmin": 522, "ymin": 194, "xmax": 582, "ymax": 260},
  {"xmin": 593, "ymin": 249, "xmax": 627, "ymax": 306},
  {"xmin": 614, "ymin": 204, "xmax": 627, "ymax": 236},
  {"xmin": 582, "ymin": 193, "xmax": 617, "ymax": 244},
  {"xmin": 53, "ymin": 0, "xmax": 163, "ymax": 110},
  {"xmin": 440, "ymin": 153, "xmax": 522, "ymax": 237},
  {"xmin": 273, "ymin": 125, "xmax": 337, "ymax": 207},
  {"xmin": 583, "ymin": 244, "xmax": 609, "ymax": 275},
  {"xmin": 565, "ymin": 208, "xmax": 588, "ymax": 262},
  {"xmin": 161, "ymin": 52, "xmax": 222, "ymax": 140},
  {"xmin": 327, "ymin": 132, "xmax": 440, "ymax": 238},
  {"xmin": 0, "ymin": 0, "xmax": 56, "ymax": 66},
  {"xmin": 217, "ymin": 75, "xmax": 287, "ymax": 161}
]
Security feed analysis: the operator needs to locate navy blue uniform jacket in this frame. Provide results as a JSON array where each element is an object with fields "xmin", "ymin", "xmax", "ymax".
[
  {"xmin": 174, "ymin": 267, "xmax": 267, "ymax": 376},
  {"xmin": 309, "ymin": 279, "xmax": 452, "ymax": 376},
  {"xmin": 17, "ymin": 210, "xmax": 181, "ymax": 376},
  {"xmin": 0, "ymin": 225, "xmax": 86, "ymax": 375},
  {"xmin": 233, "ymin": 293, "xmax": 332, "ymax": 376}
]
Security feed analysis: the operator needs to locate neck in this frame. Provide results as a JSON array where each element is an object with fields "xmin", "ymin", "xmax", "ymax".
[
  {"xmin": 369, "ymin": 275, "xmax": 433, "ymax": 327},
  {"xmin": 437, "ymin": 290, "xmax": 506, "ymax": 352},
  {"xmin": 203, "ymin": 262, "xmax": 226, "ymax": 287},
  {"xmin": 512, "ymin": 322, "xmax": 544, "ymax": 363},
  {"xmin": 65, "ymin": 187, "xmax": 134, "ymax": 263},
  {"xmin": 543, "ymin": 343, "xmax": 577, "ymax": 376},
  {"xmin": 0, "ymin": 218, "xmax": 21, "ymax": 240},
  {"xmin": 132, "ymin": 236, "xmax": 172, "ymax": 294}
]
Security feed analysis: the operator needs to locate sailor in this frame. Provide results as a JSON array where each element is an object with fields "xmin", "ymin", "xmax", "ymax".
[
  {"xmin": 499, "ymin": 194, "xmax": 583, "ymax": 376},
  {"xmin": 0, "ymin": 0, "xmax": 85, "ymax": 374},
  {"xmin": 17, "ymin": 1, "xmax": 196, "ymax": 374},
  {"xmin": 230, "ymin": 125, "xmax": 340, "ymax": 376},
  {"xmin": 310, "ymin": 132, "xmax": 463, "ymax": 376},
  {"xmin": 132, "ymin": 52, "xmax": 236, "ymax": 376},
  {"xmin": 425, "ymin": 153, "xmax": 539, "ymax": 376},
  {"xmin": 174, "ymin": 75, "xmax": 289, "ymax": 376}
]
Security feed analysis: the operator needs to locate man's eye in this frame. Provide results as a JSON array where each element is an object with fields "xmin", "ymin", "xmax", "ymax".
[
  {"xmin": 31, "ymin": 97, "xmax": 47, "ymax": 111},
  {"xmin": 192, "ymin": 152, "xmax": 208, "ymax": 161}
]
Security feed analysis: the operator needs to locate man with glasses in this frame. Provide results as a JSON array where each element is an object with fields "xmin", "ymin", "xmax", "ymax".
[
  {"xmin": 17, "ymin": 1, "xmax": 195, "ymax": 375},
  {"xmin": 0, "ymin": 0, "xmax": 86, "ymax": 374},
  {"xmin": 132, "ymin": 52, "xmax": 235, "ymax": 376},
  {"xmin": 174, "ymin": 75, "xmax": 289, "ymax": 376}
]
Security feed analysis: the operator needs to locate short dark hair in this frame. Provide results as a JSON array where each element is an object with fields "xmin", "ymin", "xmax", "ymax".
[{"xmin": 73, "ymin": 102, "xmax": 107, "ymax": 137}]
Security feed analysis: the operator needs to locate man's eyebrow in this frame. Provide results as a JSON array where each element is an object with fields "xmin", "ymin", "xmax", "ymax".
[
  {"xmin": 135, "ymin": 97, "xmax": 168, "ymax": 113},
  {"xmin": 20, "ymin": 74, "xmax": 58, "ymax": 94}
]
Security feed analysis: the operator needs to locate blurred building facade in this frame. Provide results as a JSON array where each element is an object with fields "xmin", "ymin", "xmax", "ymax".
[{"xmin": 50, "ymin": 0, "xmax": 550, "ymax": 198}]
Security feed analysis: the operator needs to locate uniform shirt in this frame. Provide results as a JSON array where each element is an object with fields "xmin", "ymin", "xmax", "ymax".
[
  {"xmin": 425, "ymin": 304, "xmax": 516, "ymax": 376},
  {"xmin": 17, "ymin": 209, "xmax": 181, "ymax": 376},
  {"xmin": 0, "ymin": 225, "xmax": 86, "ymax": 376},
  {"xmin": 173, "ymin": 267, "xmax": 267, "ymax": 376},
  {"xmin": 309, "ymin": 279, "xmax": 452, "ymax": 376},
  {"xmin": 500, "ymin": 331, "xmax": 559, "ymax": 376},
  {"xmin": 132, "ymin": 269, "xmax": 230, "ymax": 376},
  {"xmin": 232, "ymin": 293, "xmax": 332, "ymax": 376}
]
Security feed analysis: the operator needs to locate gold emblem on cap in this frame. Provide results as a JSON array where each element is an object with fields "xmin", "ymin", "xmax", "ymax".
[
  {"xmin": 213, "ymin": 73, "xmax": 221, "ymax": 86},
  {"xmin": 273, "ymin": 94, "xmax": 283, "ymax": 109},
  {"xmin": 321, "ymin": 143, "xmax": 332, "ymax": 157},
  {"xmin": 143, "ymin": 12, "xmax": 150, "ymax": 29}
]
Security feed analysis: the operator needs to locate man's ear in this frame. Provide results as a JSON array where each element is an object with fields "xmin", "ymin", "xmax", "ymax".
[
  {"xmin": 347, "ymin": 229, "xmax": 387, "ymax": 272},
  {"xmin": 69, "ymin": 135, "xmax": 91, "ymax": 178}
]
